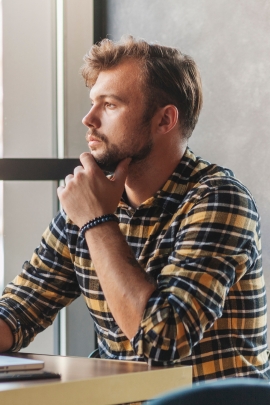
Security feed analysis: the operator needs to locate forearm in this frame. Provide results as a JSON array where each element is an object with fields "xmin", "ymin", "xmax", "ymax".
[
  {"xmin": 0, "ymin": 319, "xmax": 14, "ymax": 352},
  {"xmin": 57, "ymin": 155, "xmax": 156, "ymax": 339},
  {"xmin": 85, "ymin": 221, "xmax": 157, "ymax": 339},
  {"xmin": 0, "ymin": 211, "xmax": 80, "ymax": 351}
]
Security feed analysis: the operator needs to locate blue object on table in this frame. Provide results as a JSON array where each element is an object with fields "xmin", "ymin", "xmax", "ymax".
[{"xmin": 150, "ymin": 378, "xmax": 270, "ymax": 405}]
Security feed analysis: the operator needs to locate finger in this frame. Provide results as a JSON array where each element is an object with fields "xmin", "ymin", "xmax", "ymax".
[
  {"xmin": 73, "ymin": 165, "xmax": 84, "ymax": 175},
  {"xmin": 64, "ymin": 174, "xmax": 74, "ymax": 185},
  {"xmin": 80, "ymin": 152, "xmax": 107, "ymax": 176},
  {"xmin": 56, "ymin": 185, "xmax": 64, "ymax": 199},
  {"xmin": 113, "ymin": 158, "xmax": 132, "ymax": 183},
  {"xmin": 79, "ymin": 152, "xmax": 94, "ymax": 169}
]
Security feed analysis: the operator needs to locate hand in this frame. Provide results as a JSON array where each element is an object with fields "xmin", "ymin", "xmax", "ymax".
[
  {"xmin": 57, "ymin": 153, "xmax": 131, "ymax": 228},
  {"xmin": 0, "ymin": 319, "xmax": 13, "ymax": 352}
]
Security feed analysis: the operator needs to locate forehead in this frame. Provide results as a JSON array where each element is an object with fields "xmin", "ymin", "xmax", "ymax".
[{"xmin": 90, "ymin": 59, "xmax": 145, "ymax": 101}]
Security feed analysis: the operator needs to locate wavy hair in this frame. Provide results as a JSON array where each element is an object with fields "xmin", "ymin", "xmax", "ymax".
[{"xmin": 81, "ymin": 36, "xmax": 203, "ymax": 138}]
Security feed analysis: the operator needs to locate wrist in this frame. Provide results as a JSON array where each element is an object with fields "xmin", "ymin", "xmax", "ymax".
[{"xmin": 80, "ymin": 214, "xmax": 119, "ymax": 238}]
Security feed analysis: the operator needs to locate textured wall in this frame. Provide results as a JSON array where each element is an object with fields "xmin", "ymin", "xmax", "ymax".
[{"xmin": 104, "ymin": 0, "xmax": 270, "ymax": 337}]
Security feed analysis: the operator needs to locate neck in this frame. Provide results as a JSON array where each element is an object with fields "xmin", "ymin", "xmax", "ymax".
[{"xmin": 125, "ymin": 141, "xmax": 187, "ymax": 208}]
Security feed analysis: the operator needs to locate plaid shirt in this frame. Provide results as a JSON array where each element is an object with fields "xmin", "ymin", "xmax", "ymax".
[{"xmin": 0, "ymin": 147, "xmax": 269, "ymax": 382}]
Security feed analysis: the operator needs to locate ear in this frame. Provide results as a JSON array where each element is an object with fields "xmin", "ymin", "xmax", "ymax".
[{"xmin": 154, "ymin": 105, "xmax": 179, "ymax": 135}]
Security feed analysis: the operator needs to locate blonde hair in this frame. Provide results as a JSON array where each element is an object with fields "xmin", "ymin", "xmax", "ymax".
[{"xmin": 81, "ymin": 36, "xmax": 203, "ymax": 138}]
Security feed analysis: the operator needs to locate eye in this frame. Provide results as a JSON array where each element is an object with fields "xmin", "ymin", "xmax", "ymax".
[{"xmin": 105, "ymin": 102, "xmax": 116, "ymax": 109}]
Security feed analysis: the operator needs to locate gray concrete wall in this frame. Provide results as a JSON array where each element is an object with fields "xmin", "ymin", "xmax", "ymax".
[{"xmin": 103, "ymin": 0, "xmax": 270, "ymax": 338}]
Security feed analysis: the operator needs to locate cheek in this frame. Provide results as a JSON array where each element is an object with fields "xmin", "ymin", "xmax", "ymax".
[
  {"xmin": 102, "ymin": 114, "xmax": 124, "ymax": 132},
  {"xmin": 102, "ymin": 111, "xmax": 141, "ymax": 144}
]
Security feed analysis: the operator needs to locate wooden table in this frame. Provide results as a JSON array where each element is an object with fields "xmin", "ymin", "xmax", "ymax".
[{"xmin": 0, "ymin": 353, "xmax": 192, "ymax": 405}]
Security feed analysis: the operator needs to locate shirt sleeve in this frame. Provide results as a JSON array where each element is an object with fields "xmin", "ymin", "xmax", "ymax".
[
  {"xmin": 0, "ymin": 209, "xmax": 81, "ymax": 351},
  {"xmin": 131, "ymin": 181, "xmax": 260, "ymax": 365}
]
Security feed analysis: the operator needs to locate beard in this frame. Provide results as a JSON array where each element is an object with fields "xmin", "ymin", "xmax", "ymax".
[{"xmin": 86, "ymin": 125, "xmax": 153, "ymax": 174}]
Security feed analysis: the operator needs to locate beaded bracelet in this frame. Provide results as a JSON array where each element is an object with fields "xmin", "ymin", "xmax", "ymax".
[{"xmin": 80, "ymin": 214, "xmax": 119, "ymax": 237}]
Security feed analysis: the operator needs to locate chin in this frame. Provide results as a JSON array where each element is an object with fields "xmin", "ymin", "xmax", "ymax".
[{"xmin": 93, "ymin": 156, "xmax": 119, "ymax": 174}]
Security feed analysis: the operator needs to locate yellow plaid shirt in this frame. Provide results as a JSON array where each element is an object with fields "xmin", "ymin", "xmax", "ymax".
[{"xmin": 1, "ymin": 148, "xmax": 269, "ymax": 382}]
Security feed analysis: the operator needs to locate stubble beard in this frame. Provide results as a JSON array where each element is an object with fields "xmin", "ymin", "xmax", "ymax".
[{"xmin": 86, "ymin": 124, "xmax": 153, "ymax": 174}]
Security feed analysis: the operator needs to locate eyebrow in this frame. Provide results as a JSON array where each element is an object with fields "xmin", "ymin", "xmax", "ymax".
[{"xmin": 90, "ymin": 94, "xmax": 128, "ymax": 104}]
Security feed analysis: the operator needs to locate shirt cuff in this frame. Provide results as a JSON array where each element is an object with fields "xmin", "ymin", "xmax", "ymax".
[{"xmin": 130, "ymin": 289, "xmax": 190, "ymax": 366}]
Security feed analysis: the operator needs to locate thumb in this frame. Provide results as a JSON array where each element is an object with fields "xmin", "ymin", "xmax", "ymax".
[{"xmin": 113, "ymin": 157, "xmax": 132, "ymax": 183}]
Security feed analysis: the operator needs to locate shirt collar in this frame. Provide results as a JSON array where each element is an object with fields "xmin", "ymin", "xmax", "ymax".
[{"xmin": 118, "ymin": 147, "xmax": 199, "ymax": 215}]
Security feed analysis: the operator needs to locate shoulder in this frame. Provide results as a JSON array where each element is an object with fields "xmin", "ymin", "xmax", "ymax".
[{"xmin": 185, "ymin": 149, "xmax": 257, "ymax": 208}]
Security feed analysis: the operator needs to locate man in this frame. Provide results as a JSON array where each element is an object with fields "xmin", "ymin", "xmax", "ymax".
[{"xmin": 0, "ymin": 36, "xmax": 269, "ymax": 382}]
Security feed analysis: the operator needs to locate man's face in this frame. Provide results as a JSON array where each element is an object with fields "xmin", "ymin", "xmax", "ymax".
[{"xmin": 83, "ymin": 59, "xmax": 153, "ymax": 173}]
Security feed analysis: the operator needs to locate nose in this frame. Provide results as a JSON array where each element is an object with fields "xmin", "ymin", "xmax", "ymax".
[{"xmin": 82, "ymin": 107, "xmax": 100, "ymax": 128}]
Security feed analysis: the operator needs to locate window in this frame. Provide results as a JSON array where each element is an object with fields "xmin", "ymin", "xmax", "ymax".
[{"xmin": 0, "ymin": 0, "xmax": 95, "ymax": 356}]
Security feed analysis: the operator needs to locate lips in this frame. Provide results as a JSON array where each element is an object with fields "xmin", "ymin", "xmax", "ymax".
[
  {"xmin": 88, "ymin": 134, "xmax": 101, "ymax": 142},
  {"xmin": 87, "ymin": 135, "xmax": 102, "ymax": 150}
]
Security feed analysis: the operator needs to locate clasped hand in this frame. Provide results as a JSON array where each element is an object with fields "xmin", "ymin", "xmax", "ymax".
[{"xmin": 57, "ymin": 153, "xmax": 131, "ymax": 228}]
